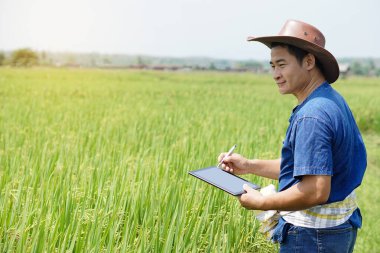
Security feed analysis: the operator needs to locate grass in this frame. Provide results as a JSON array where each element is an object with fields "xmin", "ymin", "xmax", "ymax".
[
  {"xmin": 0, "ymin": 67, "xmax": 379, "ymax": 252},
  {"xmin": 355, "ymin": 134, "xmax": 380, "ymax": 252}
]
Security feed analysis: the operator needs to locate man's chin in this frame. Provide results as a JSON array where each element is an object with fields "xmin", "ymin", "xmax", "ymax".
[{"xmin": 278, "ymin": 88, "xmax": 289, "ymax": 95}]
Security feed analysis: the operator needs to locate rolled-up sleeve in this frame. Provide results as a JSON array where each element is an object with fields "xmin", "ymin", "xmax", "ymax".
[{"xmin": 292, "ymin": 117, "xmax": 334, "ymax": 177}]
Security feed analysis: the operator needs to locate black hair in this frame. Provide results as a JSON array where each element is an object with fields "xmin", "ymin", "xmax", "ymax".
[{"xmin": 270, "ymin": 42, "xmax": 324, "ymax": 75}]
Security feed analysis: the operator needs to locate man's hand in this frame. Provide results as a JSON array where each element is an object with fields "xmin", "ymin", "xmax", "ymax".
[
  {"xmin": 217, "ymin": 153, "xmax": 252, "ymax": 175},
  {"xmin": 238, "ymin": 184, "xmax": 265, "ymax": 210}
]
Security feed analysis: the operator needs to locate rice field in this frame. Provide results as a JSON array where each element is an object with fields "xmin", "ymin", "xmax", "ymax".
[{"xmin": 0, "ymin": 68, "xmax": 379, "ymax": 252}]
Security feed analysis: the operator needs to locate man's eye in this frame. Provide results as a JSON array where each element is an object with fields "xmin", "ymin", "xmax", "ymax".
[{"xmin": 279, "ymin": 64, "xmax": 285, "ymax": 67}]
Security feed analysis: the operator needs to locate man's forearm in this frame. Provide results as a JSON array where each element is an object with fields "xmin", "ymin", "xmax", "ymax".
[
  {"xmin": 248, "ymin": 158, "xmax": 280, "ymax": 180},
  {"xmin": 259, "ymin": 175, "xmax": 331, "ymax": 211}
]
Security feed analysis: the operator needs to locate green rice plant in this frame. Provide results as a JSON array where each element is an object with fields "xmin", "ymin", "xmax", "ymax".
[{"xmin": 0, "ymin": 68, "xmax": 378, "ymax": 252}]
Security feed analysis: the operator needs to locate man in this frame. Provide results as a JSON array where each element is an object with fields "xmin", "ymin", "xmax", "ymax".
[{"xmin": 218, "ymin": 20, "xmax": 366, "ymax": 253}]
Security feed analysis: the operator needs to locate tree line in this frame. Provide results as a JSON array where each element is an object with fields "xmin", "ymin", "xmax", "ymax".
[
  {"xmin": 1, "ymin": 48, "xmax": 380, "ymax": 77},
  {"xmin": 0, "ymin": 48, "xmax": 39, "ymax": 67}
]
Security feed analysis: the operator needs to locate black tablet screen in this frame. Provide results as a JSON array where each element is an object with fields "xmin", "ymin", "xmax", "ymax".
[{"xmin": 189, "ymin": 166, "xmax": 260, "ymax": 196}]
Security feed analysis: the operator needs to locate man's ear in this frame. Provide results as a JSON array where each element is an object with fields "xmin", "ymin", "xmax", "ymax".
[{"xmin": 303, "ymin": 53, "xmax": 316, "ymax": 70}]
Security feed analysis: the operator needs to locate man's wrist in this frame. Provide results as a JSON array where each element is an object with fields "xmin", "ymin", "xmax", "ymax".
[
  {"xmin": 259, "ymin": 195, "xmax": 272, "ymax": 211},
  {"xmin": 247, "ymin": 159, "xmax": 259, "ymax": 174}
]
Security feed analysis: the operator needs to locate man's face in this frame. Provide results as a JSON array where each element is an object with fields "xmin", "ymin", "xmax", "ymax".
[{"xmin": 270, "ymin": 46, "xmax": 309, "ymax": 96}]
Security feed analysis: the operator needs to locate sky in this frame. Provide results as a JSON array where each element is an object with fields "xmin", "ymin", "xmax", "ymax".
[{"xmin": 0, "ymin": 0, "xmax": 379, "ymax": 60}]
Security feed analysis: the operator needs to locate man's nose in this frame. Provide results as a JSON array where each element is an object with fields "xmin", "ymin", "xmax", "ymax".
[{"xmin": 272, "ymin": 67, "xmax": 281, "ymax": 80}]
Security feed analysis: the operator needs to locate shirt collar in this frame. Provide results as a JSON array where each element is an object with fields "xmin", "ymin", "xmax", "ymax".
[{"xmin": 289, "ymin": 81, "xmax": 330, "ymax": 122}]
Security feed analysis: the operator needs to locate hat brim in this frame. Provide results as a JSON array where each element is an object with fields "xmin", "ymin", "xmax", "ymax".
[{"xmin": 247, "ymin": 36, "xmax": 339, "ymax": 84}]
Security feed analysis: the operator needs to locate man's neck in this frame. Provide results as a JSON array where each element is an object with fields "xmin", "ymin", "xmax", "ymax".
[{"xmin": 295, "ymin": 76, "xmax": 326, "ymax": 104}]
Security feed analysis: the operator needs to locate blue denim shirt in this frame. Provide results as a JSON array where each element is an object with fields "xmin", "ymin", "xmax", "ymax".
[{"xmin": 272, "ymin": 82, "xmax": 367, "ymax": 243}]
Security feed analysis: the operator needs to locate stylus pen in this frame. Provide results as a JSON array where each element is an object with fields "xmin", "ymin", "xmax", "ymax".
[{"xmin": 217, "ymin": 144, "xmax": 237, "ymax": 168}]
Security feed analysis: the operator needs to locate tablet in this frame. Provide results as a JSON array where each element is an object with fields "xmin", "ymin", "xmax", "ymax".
[{"xmin": 189, "ymin": 166, "xmax": 260, "ymax": 196}]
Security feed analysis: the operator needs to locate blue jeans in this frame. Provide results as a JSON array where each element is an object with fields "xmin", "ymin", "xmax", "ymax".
[{"xmin": 280, "ymin": 221, "xmax": 357, "ymax": 253}]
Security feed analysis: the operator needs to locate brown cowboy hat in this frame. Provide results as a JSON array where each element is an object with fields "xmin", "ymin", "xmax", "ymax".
[{"xmin": 247, "ymin": 19, "xmax": 339, "ymax": 83}]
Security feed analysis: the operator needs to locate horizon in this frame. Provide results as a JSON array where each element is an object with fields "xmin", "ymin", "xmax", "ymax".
[{"xmin": 2, "ymin": 49, "xmax": 380, "ymax": 63}]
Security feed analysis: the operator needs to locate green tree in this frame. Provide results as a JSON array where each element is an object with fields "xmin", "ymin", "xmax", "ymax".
[
  {"xmin": 0, "ymin": 52, "xmax": 5, "ymax": 65},
  {"xmin": 103, "ymin": 57, "xmax": 112, "ymax": 65},
  {"xmin": 136, "ymin": 56, "xmax": 145, "ymax": 66},
  {"xmin": 209, "ymin": 62, "xmax": 216, "ymax": 70},
  {"xmin": 376, "ymin": 68, "xmax": 380, "ymax": 77},
  {"xmin": 351, "ymin": 61, "xmax": 366, "ymax": 76},
  {"xmin": 11, "ymin": 48, "xmax": 39, "ymax": 67},
  {"xmin": 39, "ymin": 51, "xmax": 49, "ymax": 66}
]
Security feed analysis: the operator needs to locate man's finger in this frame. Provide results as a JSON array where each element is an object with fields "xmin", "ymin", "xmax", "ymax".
[
  {"xmin": 218, "ymin": 153, "xmax": 226, "ymax": 163},
  {"xmin": 243, "ymin": 184, "xmax": 253, "ymax": 193},
  {"xmin": 223, "ymin": 155, "xmax": 232, "ymax": 163}
]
